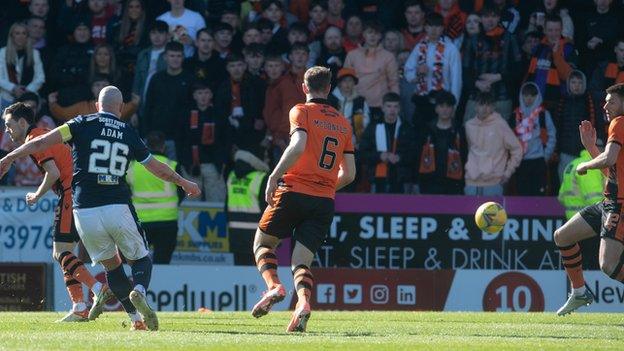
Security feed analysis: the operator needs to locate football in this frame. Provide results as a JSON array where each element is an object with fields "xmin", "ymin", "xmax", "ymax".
[{"xmin": 475, "ymin": 201, "xmax": 507, "ymax": 233}]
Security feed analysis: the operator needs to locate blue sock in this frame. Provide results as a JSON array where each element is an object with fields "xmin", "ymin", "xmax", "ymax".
[
  {"xmin": 131, "ymin": 255, "xmax": 152, "ymax": 293},
  {"xmin": 105, "ymin": 265, "xmax": 136, "ymax": 314}
]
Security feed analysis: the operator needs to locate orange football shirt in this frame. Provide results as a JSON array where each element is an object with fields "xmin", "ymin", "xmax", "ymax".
[
  {"xmin": 26, "ymin": 127, "xmax": 73, "ymax": 193},
  {"xmin": 280, "ymin": 99, "xmax": 354, "ymax": 199}
]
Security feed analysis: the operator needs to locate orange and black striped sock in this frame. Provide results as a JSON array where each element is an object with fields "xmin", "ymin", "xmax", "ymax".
[
  {"xmin": 608, "ymin": 252, "xmax": 624, "ymax": 282},
  {"xmin": 558, "ymin": 244, "xmax": 585, "ymax": 289},
  {"xmin": 292, "ymin": 265, "xmax": 313, "ymax": 304},
  {"xmin": 59, "ymin": 251, "xmax": 98, "ymax": 290},
  {"xmin": 255, "ymin": 245, "xmax": 281, "ymax": 289}
]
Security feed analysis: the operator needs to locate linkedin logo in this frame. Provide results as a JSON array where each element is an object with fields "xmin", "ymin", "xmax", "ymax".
[{"xmin": 397, "ymin": 285, "xmax": 416, "ymax": 305}]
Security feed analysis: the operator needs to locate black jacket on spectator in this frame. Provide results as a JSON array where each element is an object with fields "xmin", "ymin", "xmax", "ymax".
[
  {"xmin": 555, "ymin": 94, "xmax": 599, "ymax": 156},
  {"xmin": 359, "ymin": 120, "xmax": 415, "ymax": 193},
  {"xmin": 177, "ymin": 104, "xmax": 230, "ymax": 173},
  {"xmin": 578, "ymin": 7, "xmax": 624, "ymax": 73},
  {"xmin": 418, "ymin": 123, "xmax": 466, "ymax": 195},
  {"xmin": 315, "ymin": 44, "xmax": 347, "ymax": 88},
  {"xmin": 142, "ymin": 69, "xmax": 193, "ymax": 138},
  {"xmin": 215, "ymin": 74, "xmax": 266, "ymax": 149},
  {"xmin": 50, "ymin": 42, "xmax": 93, "ymax": 104},
  {"xmin": 183, "ymin": 51, "xmax": 227, "ymax": 92}
]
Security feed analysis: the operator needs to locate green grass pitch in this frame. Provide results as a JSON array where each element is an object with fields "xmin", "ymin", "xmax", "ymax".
[{"xmin": 0, "ymin": 311, "xmax": 622, "ymax": 350}]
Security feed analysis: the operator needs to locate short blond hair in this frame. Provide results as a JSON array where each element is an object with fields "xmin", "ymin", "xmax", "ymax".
[{"xmin": 304, "ymin": 66, "xmax": 332, "ymax": 93}]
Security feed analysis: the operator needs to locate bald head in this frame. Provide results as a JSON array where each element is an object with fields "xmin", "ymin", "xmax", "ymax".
[{"xmin": 97, "ymin": 86, "xmax": 123, "ymax": 116}]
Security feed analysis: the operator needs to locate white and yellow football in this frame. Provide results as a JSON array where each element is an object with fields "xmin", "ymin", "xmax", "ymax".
[{"xmin": 475, "ymin": 201, "xmax": 507, "ymax": 233}]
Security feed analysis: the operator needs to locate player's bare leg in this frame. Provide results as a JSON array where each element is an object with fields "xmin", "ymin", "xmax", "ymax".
[
  {"xmin": 251, "ymin": 229, "xmax": 286, "ymax": 318},
  {"xmin": 126, "ymin": 255, "xmax": 158, "ymax": 331},
  {"xmin": 99, "ymin": 255, "xmax": 147, "ymax": 330},
  {"xmin": 554, "ymin": 213, "xmax": 598, "ymax": 315},
  {"xmin": 53, "ymin": 242, "xmax": 110, "ymax": 322},
  {"xmin": 287, "ymin": 241, "xmax": 315, "ymax": 332},
  {"xmin": 598, "ymin": 237, "xmax": 624, "ymax": 282}
]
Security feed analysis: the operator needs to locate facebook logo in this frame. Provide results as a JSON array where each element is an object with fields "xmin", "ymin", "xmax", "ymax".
[
  {"xmin": 317, "ymin": 284, "xmax": 336, "ymax": 304},
  {"xmin": 397, "ymin": 285, "xmax": 416, "ymax": 305}
]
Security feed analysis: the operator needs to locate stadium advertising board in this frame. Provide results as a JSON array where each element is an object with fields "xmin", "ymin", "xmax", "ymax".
[
  {"xmin": 53, "ymin": 266, "xmax": 619, "ymax": 312},
  {"xmin": 0, "ymin": 263, "xmax": 46, "ymax": 311},
  {"xmin": 311, "ymin": 194, "xmax": 600, "ymax": 271},
  {"xmin": 0, "ymin": 188, "xmax": 56, "ymax": 263}
]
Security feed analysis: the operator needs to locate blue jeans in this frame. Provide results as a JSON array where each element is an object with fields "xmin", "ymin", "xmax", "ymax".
[{"xmin": 464, "ymin": 184, "xmax": 503, "ymax": 196}]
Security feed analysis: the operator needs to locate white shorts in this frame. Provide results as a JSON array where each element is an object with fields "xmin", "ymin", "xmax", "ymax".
[{"xmin": 73, "ymin": 204, "xmax": 149, "ymax": 264}]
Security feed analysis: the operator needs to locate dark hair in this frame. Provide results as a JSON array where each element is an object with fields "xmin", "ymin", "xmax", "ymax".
[
  {"xmin": 256, "ymin": 18, "xmax": 274, "ymax": 31},
  {"xmin": 3, "ymin": 102, "xmax": 35, "ymax": 125},
  {"xmin": 90, "ymin": 73, "xmax": 111, "ymax": 85},
  {"xmin": 435, "ymin": 90, "xmax": 456, "ymax": 106},
  {"xmin": 165, "ymin": 41, "xmax": 184, "ymax": 53},
  {"xmin": 146, "ymin": 131, "xmax": 166, "ymax": 152},
  {"xmin": 213, "ymin": 22, "xmax": 234, "ymax": 33},
  {"xmin": 191, "ymin": 81, "xmax": 212, "ymax": 92},
  {"xmin": 475, "ymin": 91, "xmax": 495, "ymax": 105},
  {"xmin": 150, "ymin": 20, "xmax": 169, "ymax": 33},
  {"xmin": 363, "ymin": 20, "xmax": 383, "ymax": 33},
  {"xmin": 606, "ymin": 83, "xmax": 624, "ymax": 99},
  {"xmin": 382, "ymin": 92, "xmax": 401, "ymax": 104},
  {"xmin": 226, "ymin": 52, "xmax": 245, "ymax": 64},
  {"xmin": 196, "ymin": 28, "xmax": 213, "ymax": 40},
  {"xmin": 243, "ymin": 43, "xmax": 266, "ymax": 56},
  {"xmin": 16, "ymin": 92, "xmax": 40, "ymax": 106},
  {"xmin": 425, "ymin": 12, "xmax": 444, "ymax": 27},
  {"xmin": 545, "ymin": 14, "xmax": 562, "ymax": 25},
  {"xmin": 524, "ymin": 30, "xmax": 542, "ymax": 41},
  {"xmin": 404, "ymin": 0, "xmax": 425, "ymax": 12},
  {"xmin": 480, "ymin": 5, "xmax": 501, "ymax": 17},
  {"xmin": 264, "ymin": 54, "xmax": 284, "ymax": 63},
  {"xmin": 309, "ymin": 0, "xmax": 328, "ymax": 11},
  {"xmin": 288, "ymin": 22, "xmax": 310, "ymax": 36},
  {"xmin": 304, "ymin": 66, "xmax": 332, "ymax": 93},
  {"xmin": 290, "ymin": 42, "xmax": 310, "ymax": 54},
  {"xmin": 262, "ymin": 0, "xmax": 283, "ymax": 11},
  {"xmin": 521, "ymin": 83, "xmax": 539, "ymax": 96}
]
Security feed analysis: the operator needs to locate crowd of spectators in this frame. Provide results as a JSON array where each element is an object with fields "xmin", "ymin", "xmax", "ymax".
[{"xmin": 1, "ymin": 0, "xmax": 624, "ymax": 199}]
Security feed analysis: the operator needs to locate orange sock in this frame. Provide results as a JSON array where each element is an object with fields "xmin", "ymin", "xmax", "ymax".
[
  {"xmin": 558, "ymin": 243, "xmax": 585, "ymax": 289},
  {"xmin": 254, "ymin": 246, "xmax": 281, "ymax": 289},
  {"xmin": 63, "ymin": 275, "xmax": 84, "ymax": 303},
  {"xmin": 292, "ymin": 265, "xmax": 313, "ymax": 305},
  {"xmin": 60, "ymin": 252, "xmax": 98, "ymax": 289}
]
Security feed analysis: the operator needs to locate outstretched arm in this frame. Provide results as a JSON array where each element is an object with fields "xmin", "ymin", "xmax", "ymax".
[
  {"xmin": 577, "ymin": 142, "xmax": 620, "ymax": 175},
  {"xmin": 143, "ymin": 156, "xmax": 201, "ymax": 197},
  {"xmin": 265, "ymin": 130, "xmax": 307, "ymax": 206},
  {"xmin": 26, "ymin": 160, "xmax": 60, "ymax": 205},
  {"xmin": 0, "ymin": 128, "xmax": 63, "ymax": 178}
]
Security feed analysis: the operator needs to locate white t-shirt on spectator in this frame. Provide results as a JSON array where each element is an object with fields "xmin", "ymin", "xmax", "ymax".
[{"xmin": 157, "ymin": 9, "xmax": 206, "ymax": 57}]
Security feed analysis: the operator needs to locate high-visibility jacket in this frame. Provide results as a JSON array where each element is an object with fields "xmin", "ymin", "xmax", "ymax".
[
  {"xmin": 127, "ymin": 154, "xmax": 178, "ymax": 223},
  {"xmin": 558, "ymin": 150, "xmax": 604, "ymax": 219},
  {"xmin": 227, "ymin": 170, "xmax": 266, "ymax": 230}
]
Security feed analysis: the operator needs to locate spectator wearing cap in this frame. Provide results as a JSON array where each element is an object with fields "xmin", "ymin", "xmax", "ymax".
[
  {"xmin": 261, "ymin": 0, "xmax": 290, "ymax": 55},
  {"xmin": 177, "ymin": 82, "xmax": 228, "ymax": 203},
  {"xmin": 344, "ymin": 20, "xmax": 399, "ymax": 120},
  {"xmin": 264, "ymin": 43, "xmax": 308, "ymax": 157},
  {"xmin": 435, "ymin": 0, "xmax": 467, "ymax": 43},
  {"xmin": 133, "ymin": 20, "xmax": 169, "ymax": 106},
  {"xmin": 359, "ymin": 92, "xmax": 415, "ymax": 194},
  {"xmin": 215, "ymin": 53, "xmax": 266, "ymax": 151},
  {"xmin": 50, "ymin": 21, "xmax": 93, "ymax": 106},
  {"xmin": 213, "ymin": 22, "xmax": 234, "ymax": 59},
  {"xmin": 404, "ymin": 13, "xmax": 461, "ymax": 126},
  {"xmin": 464, "ymin": 92, "xmax": 522, "ymax": 196},
  {"xmin": 0, "ymin": 23, "xmax": 45, "ymax": 109},
  {"xmin": 328, "ymin": 68, "xmax": 370, "ymax": 150},
  {"xmin": 143, "ymin": 41, "xmax": 194, "ymax": 159},
  {"xmin": 312, "ymin": 26, "xmax": 346, "ymax": 87},
  {"xmin": 184, "ymin": 28, "xmax": 227, "ymax": 92},
  {"xmin": 308, "ymin": 1, "xmax": 330, "ymax": 42},
  {"xmin": 524, "ymin": 14, "xmax": 577, "ymax": 112},
  {"xmin": 402, "ymin": 0, "xmax": 426, "ymax": 51},
  {"xmin": 48, "ymin": 75, "xmax": 139, "ymax": 122},
  {"xmin": 343, "ymin": 14, "xmax": 363, "ymax": 53},
  {"xmin": 418, "ymin": 90, "xmax": 465, "ymax": 195},
  {"xmin": 242, "ymin": 43, "xmax": 266, "ymax": 78},
  {"xmin": 462, "ymin": 6, "xmax": 521, "ymax": 124},
  {"xmin": 157, "ymin": 0, "xmax": 207, "ymax": 57}
]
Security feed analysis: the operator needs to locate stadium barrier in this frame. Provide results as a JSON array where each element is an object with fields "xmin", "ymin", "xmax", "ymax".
[{"xmin": 51, "ymin": 265, "xmax": 624, "ymax": 313}]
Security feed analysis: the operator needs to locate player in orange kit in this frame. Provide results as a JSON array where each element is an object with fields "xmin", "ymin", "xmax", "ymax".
[
  {"xmin": 250, "ymin": 66, "xmax": 357, "ymax": 332},
  {"xmin": 2, "ymin": 103, "xmax": 113, "ymax": 322}
]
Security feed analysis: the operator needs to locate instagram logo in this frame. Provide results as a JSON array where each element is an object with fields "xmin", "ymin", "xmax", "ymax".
[{"xmin": 370, "ymin": 285, "xmax": 389, "ymax": 304}]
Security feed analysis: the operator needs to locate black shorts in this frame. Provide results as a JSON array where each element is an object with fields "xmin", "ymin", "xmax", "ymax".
[
  {"xmin": 579, "ymin": 201, "xmax": 624, "ymax": 244},
  {"xmin": 53, "ymin": 191, "xmax": 80, "ymax": 243},
  {"xmin": 258, "ymin": 191, "xmax": 334, "ymax": 253}
]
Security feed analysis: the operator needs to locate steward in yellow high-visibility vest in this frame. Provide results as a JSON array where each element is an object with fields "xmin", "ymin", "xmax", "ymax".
[
  {"xmin": 127, "ymin": 132, "xmax": 183, "ymax": 264},
  {"xmin": 226, "ymin": 148, "xmax": 270, "ymax": 265},
  {"xmin": 558, "ymin": 150, "xmax": 605, "ymax": 219}
]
